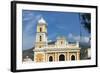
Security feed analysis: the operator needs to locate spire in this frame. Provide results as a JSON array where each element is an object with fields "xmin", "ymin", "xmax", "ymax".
[{"xmin": 38, "ymin": 17, "xmax": 46, "ymax": 24}]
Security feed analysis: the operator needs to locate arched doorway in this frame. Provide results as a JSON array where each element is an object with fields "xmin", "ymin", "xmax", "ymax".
[
  {"xmin": 59, "ymin": 54, "xmax": 65, "ymax": 61},
  {"xmin": 71, "ymin": 55, "xmax": 75, "ymax": 60},
  {"xmin": 49, "ymin": 56, "xmax": 53, "ymax": 62}
]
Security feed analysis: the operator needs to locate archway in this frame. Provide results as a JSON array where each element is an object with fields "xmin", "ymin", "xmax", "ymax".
[
  {"xmin": 40, "ymin": 27, "xmax": 42, "ymax": 32},
  {"xmin": 39, "ymin": 35, "xmax": 42, "ymax": 41},
  {"xmin": 49, "ymin": 56, "xmax": 53, "ymax": 62},
  {"xmin": 71, "ymin": 55, "xmax": 75, "ymax": 60},
  {"xmin": 59, "ymin": 54, "xmax": 65, "ymax": 61}
]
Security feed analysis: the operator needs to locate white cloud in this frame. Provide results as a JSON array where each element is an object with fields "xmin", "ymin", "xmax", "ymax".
[
  {"xmin": 23, "ymin": 13, "xmax": 34, "ymax": 21},
  {"xmin": 74, "ymin": 36, "xmax": 90, "ymax": 43},
  {"xmin": 81, "ymin": 36, "xmax": 90, "ymax": 43},
  {"xmin": 48, "ymin": 40, "xmax": 52, "ymax": 43},
  {"xmin": 68, "ymin": 33, "xmax": 73, "ymax": 38},
  {"xmin": 68, "ymin": 33, "xmax": 90, "ymax": 43},
  {"xmin": 22, "ymin": 11, "xmax": 42, "ymax": 50},
  {"xmin": 74, "ymin": 35, "xmax": 80, "ymax": 41},
  {"xmin": 56, "ymin": 24, "xmax": 67, "ymax": 30},
  {"xmin": 23, "ymin": 14, "xmax": 42, "ymax": 35}
]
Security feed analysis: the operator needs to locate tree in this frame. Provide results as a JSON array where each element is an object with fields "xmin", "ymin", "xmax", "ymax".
[{"xmin": 80, "ymin": 13, "xmax": 91, "ymax": 33}]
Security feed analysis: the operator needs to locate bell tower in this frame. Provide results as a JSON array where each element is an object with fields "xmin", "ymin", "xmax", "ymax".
[{"xmin": 35, "ymin": 17, "xmax": 48, "ymax": 49}]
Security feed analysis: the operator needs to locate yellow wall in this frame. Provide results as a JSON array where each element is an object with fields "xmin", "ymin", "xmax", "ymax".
[
  {"xmin": 37, "ymin": 25, "xmax": 47, "ymax": 32},
  {"xmin": 35, "ymin": 53, "xmax": 44, "ymax": 62},
  {"xmin": 34, "ymin": 51, "xmax": 80, "ymax": 62}
]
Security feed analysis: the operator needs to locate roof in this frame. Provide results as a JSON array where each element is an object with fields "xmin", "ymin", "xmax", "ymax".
[
  {"xmin": 38, "ymin": 17, "xmax": 47, "ymax": 24},
  {"xmin": 48, "ymin": 41, "xmax": 56, "ymax": 45},
  {"xmin": 68, "ymin": 42, "xmax": 76, "ymax": 44}
]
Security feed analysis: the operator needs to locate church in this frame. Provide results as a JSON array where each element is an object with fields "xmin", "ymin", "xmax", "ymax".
[{"xmin": 33, "ymin": 17, "xmax": 81, "ymax": 62}]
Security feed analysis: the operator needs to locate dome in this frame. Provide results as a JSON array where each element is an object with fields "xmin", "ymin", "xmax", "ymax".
[{"xmin": 38, "ymin": 17, "xmax": 46, "ymax": 24}]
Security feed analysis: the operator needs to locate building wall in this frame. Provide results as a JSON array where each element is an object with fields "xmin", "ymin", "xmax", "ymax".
[
  {"xmin": 34, "ymin": 52, "xmax": 45, "ymax": 62},
  {"xmin": 34, "ymin": 18, "xmax": 80, "ymax": 62},
  {"xmin": 34, "ymin": 51, "xmax": 80, "ymax": 62},
  {"xmin": 37, "ymin": 25, "xmax": 47, "ymax": 33}
]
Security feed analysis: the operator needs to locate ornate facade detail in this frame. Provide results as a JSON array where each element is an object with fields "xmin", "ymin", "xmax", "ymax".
[{"xmin": 33, "ymin": 17, "xmax": 81, "ymax": 62}]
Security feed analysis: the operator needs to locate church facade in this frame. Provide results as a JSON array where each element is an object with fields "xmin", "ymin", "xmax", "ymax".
[{"xmin": 33, "ymin": 17, "xmax": 81, "ymax": 62}]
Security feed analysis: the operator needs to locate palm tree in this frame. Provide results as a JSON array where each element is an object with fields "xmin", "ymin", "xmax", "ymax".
[
  {"xmin": 80, "ymin": 13, "xmax": 91, "ymax": 44},
  {"xmin": 80, "ymin": 13, "xmax": 91, "ymax": 34}
]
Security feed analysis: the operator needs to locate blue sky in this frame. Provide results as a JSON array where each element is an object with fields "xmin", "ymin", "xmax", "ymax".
[{"xmin": 22, "ymin": 10, "xmax": 90, "ymax": 50}]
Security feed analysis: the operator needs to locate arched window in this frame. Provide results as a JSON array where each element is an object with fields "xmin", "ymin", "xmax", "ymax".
[
  {"xmin": 59, "ymin": 54, "xmax": 65, "ymax": 61},
  {"xmin": 40, "ymin": 27, "xmax": 42, "ymax": 32},
  {"xmin": 71, "ymin": 55, "xmax": 75, "ymax": 60},
  {"xmin": 61, "ymin": 41, "xmax": 63, "ymax": 44},
  {"xmin": 40, "ymin": 35, "xmax": 42, "ymax": 41},
  {"xmin": 39, "ymin": 46, "xmax": 41, "ymax": 48},
  {"xmin": 49, "ymin": 56, "xmax": 53, "ymax": 62}
]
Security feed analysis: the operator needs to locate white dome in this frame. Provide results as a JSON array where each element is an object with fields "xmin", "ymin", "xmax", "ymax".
[{"xmin": 38, "ymin": 17, "xmax": 46, "ymax": 24}]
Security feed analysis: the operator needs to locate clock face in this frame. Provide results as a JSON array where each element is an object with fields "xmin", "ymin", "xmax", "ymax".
[{"xmin": 36, "ymin": 53, "xmax": 44, "ymax": 62}]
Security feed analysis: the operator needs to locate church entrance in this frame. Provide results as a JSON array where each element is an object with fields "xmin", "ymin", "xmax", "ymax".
[
  {"xmin": 71, "ymin": 55, "xmax": 75, "ymax": 60},
  {"xmin": 59, "ymin": 54, "xmax": 65, "ymax": 61},
  {"xmin": 49, "ymin": 56, "xmax": 53, "ymax": 62}
]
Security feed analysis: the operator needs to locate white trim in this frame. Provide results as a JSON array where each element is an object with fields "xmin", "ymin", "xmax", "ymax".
[{"xmin": 16, "ymin": 3, "xmax": 96, "ymax": 70}]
